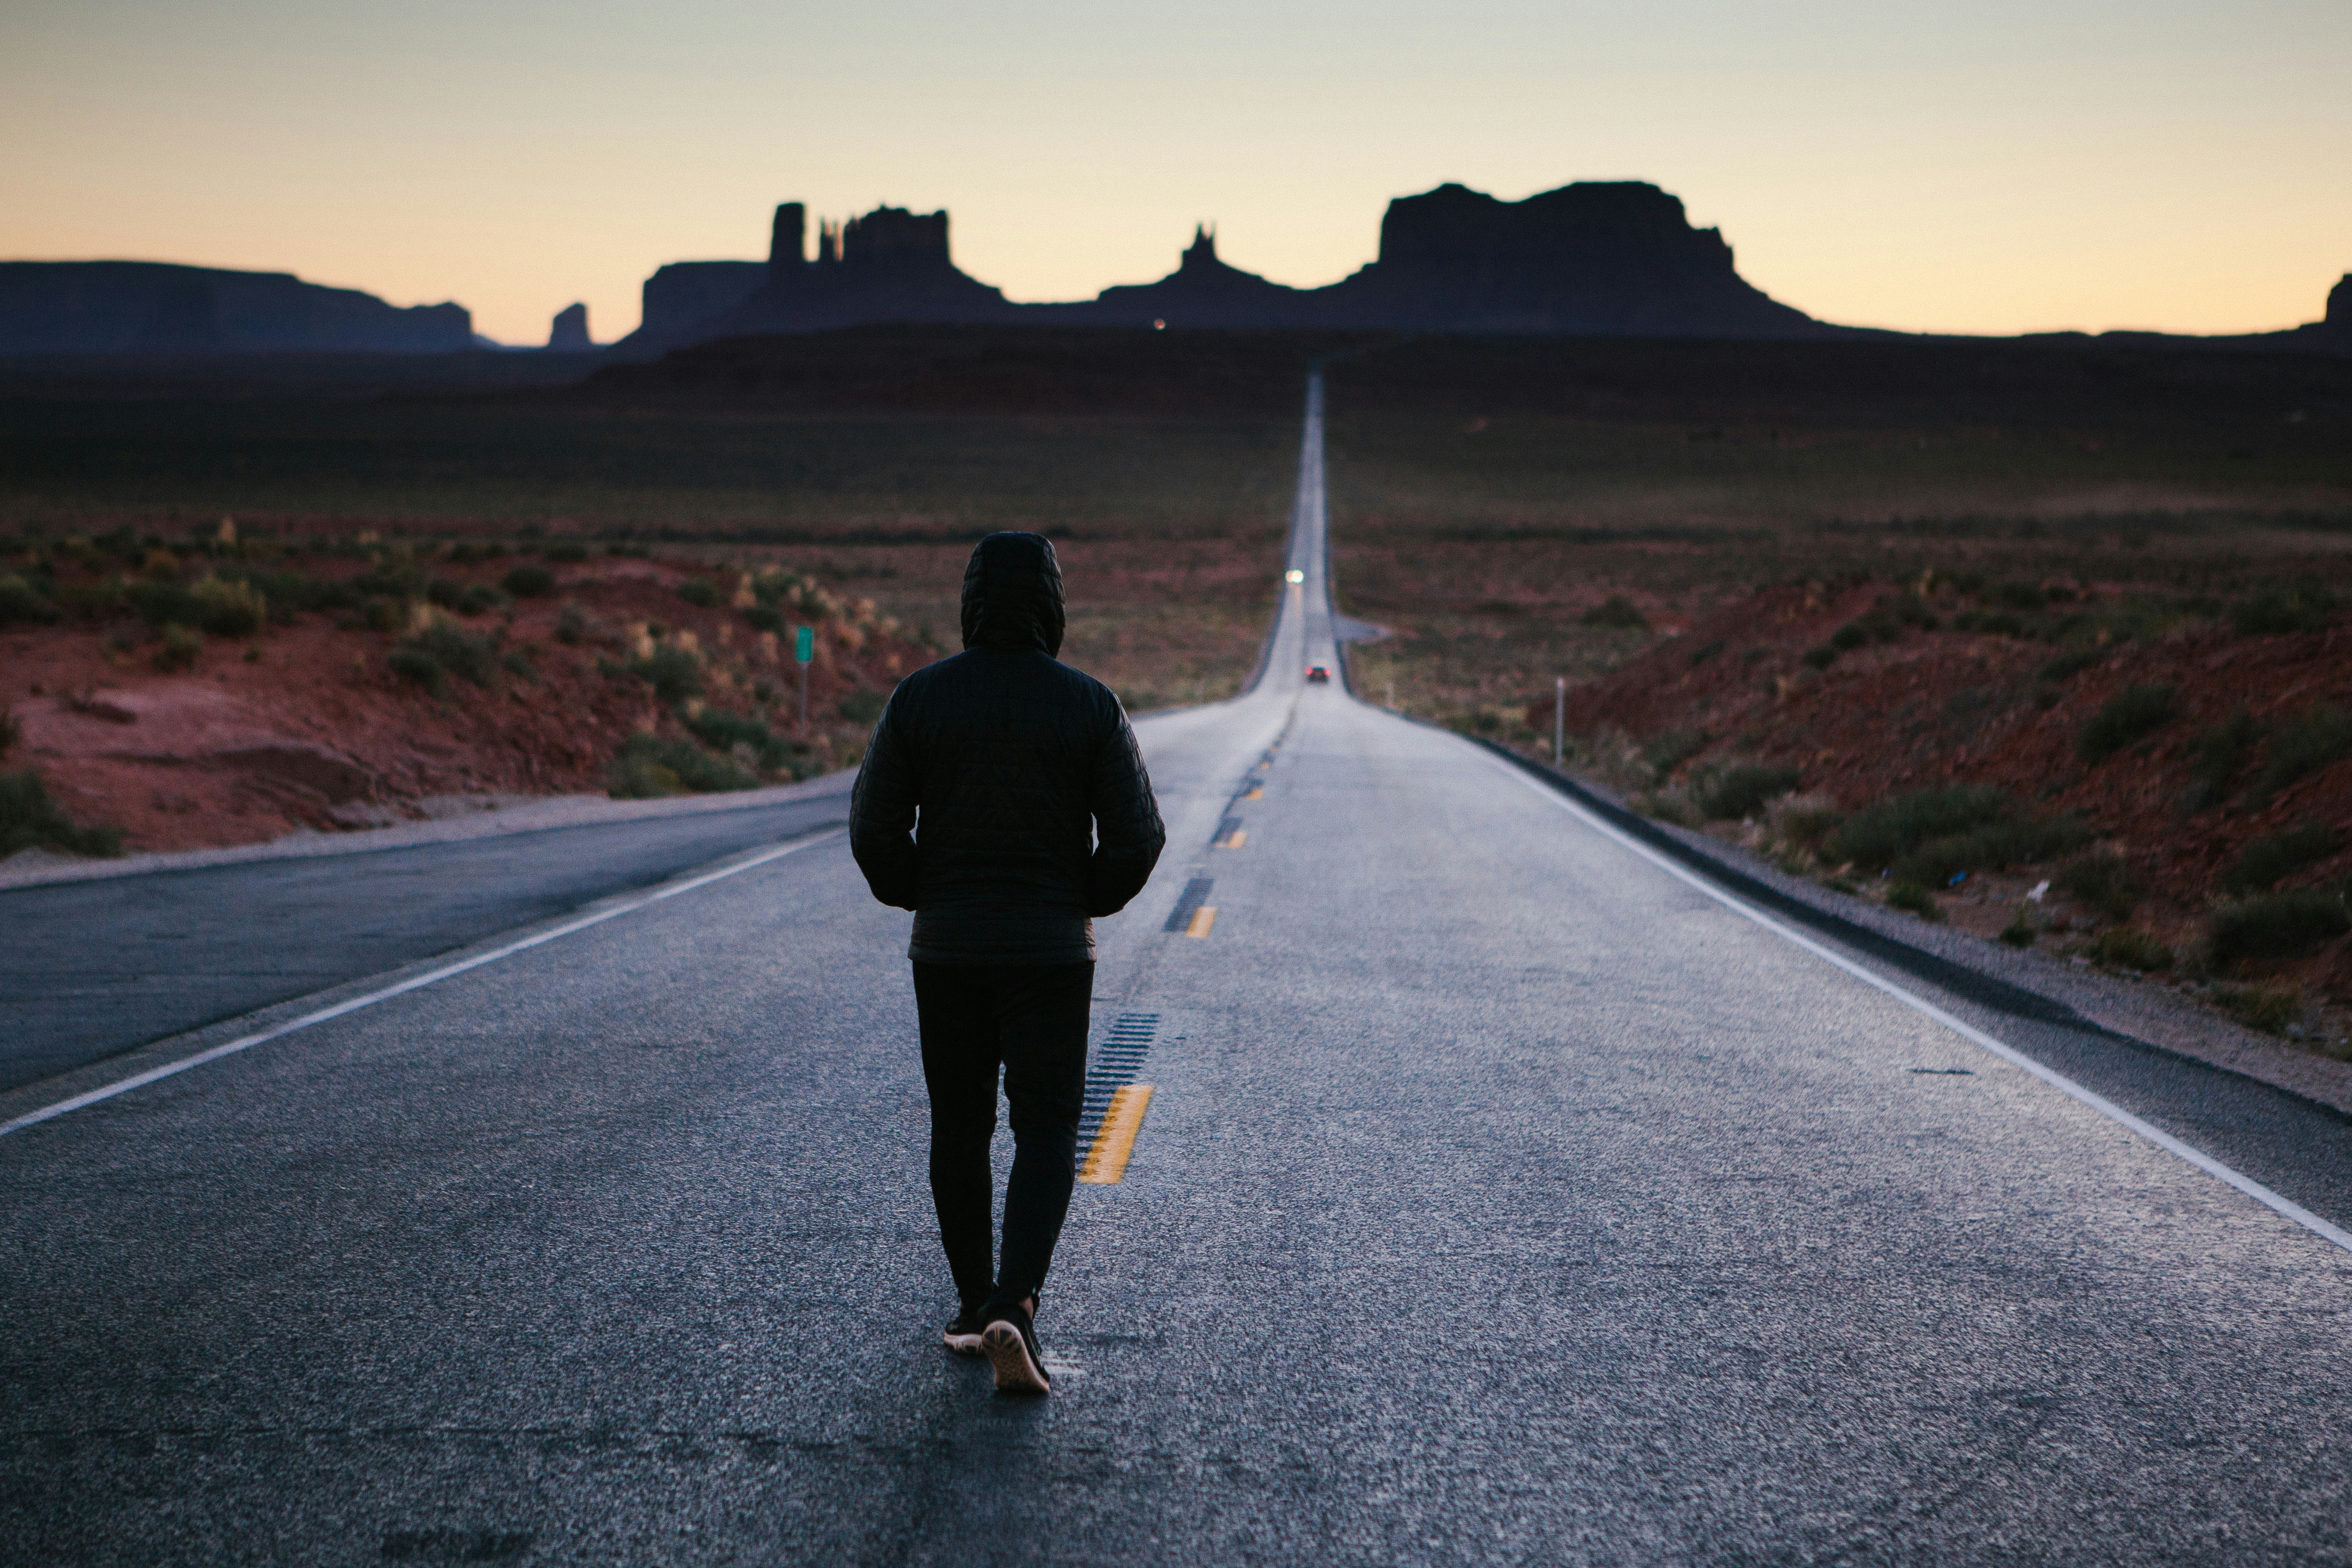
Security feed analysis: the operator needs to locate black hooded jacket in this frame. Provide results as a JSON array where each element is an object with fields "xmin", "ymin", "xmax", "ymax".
[{"xmin": 849, "ymin": 532, "xmax": 1166, "ymax": 964}]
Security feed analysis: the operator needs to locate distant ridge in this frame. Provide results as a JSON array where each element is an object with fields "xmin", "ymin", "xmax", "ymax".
[
  {"xmin": 614, "ymin": 180, "xmax": 1833, "ymax": 353},
  {"xmin": 0, "ymin": 261, "xmax": 474, "ymax": 354}
]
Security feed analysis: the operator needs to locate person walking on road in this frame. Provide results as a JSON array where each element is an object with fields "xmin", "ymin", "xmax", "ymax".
[{"xmin": 850, "ymin": 531, "xmax": 1166, "ymax": 1395}]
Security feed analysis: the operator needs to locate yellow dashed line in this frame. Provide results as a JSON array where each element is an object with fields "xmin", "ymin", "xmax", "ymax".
[
  {"xmin": 1078, "ymin": 1085, "xmax": 1154, "ymax": 1185},
  {"xmin": 1218, "ymin": 830, "xmax": 1247, "ymax": 849},
  {"xmin": 1185, "ymin": 905, "xmax": 1217, "ymax": 938},
  {"xmin": 1244, "ymin": 787, "xmax": 1262, "ymax": 800}
]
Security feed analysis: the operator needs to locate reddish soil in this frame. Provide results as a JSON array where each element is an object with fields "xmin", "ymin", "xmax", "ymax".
[
  {"xmin": 4, "ymin": 554, "xmax": 928, "ymax": 855},
  {"xmin": 1536, "ymin": 580, "xmax": 2352, "ymax": 1019}
]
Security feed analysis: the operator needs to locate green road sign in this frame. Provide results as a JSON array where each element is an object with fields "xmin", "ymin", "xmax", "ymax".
[{"xmin": 794, "ymin": 626, "xmax": 814, "ymax": 664}]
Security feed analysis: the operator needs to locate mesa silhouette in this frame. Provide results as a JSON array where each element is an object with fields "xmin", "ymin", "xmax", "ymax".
[
  {"xmin": 618, "ymin": 181, "xmax": 1827, "ymax": 354},
  {"xmin": 8, "ymin": 179, "xmax": 2346, "ymax": 359},
  {"xmin": 0, "ymin": 261, "xmax": 475, "ymax": 355}
]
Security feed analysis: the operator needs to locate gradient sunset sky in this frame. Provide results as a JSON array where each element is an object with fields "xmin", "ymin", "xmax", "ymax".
[{"xmin": 4, "ymin": 0, "xmax": 2346, "ymax": 345}]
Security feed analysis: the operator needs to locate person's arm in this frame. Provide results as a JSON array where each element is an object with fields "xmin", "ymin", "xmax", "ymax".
[
  {"xmin": 1083, "ymin": 702, "xmax": 1166, "ymax": 917},
  {"xmin": 849, "ymin": 694, "xmax": 922, "ymax": 910}
]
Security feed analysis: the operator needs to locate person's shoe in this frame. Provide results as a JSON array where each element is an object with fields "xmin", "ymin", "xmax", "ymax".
[
  {"xmin": 980, "ymin": 1303, "xmax": 1051, "ymax": 1395},
  {"xmin": 942, "ymin": 1305, "xmax": 988, "ymax": 1356}
]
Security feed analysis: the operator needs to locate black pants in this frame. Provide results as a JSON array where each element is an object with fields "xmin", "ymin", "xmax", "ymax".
[{"xmin": 912, "ymin": 961, "xmax": 1093, "ymax": 1312}]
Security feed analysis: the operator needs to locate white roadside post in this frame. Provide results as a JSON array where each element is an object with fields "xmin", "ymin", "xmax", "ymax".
[{"xmin": 1554, "ymin": 676, "xmax": 1566, "ymax": 768}]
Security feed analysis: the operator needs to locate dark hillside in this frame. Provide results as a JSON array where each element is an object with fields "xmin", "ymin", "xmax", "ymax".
[
  {"xmin": 1321, "ymin": 334, "xmax": 2352, "ymax": 430},
  {"xmin": 570, "ymin": 323, "xmax": 2352, "ymax": 436},
  {"xmin": 566, "ymin": 326, "xmax": 1375, "ymax": 415}
]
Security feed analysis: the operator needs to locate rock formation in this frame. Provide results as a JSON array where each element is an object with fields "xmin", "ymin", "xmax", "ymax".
[
  {"xmin": 0, "ymin": 262, "xmax": 473, "ymax": 354},
  {"xmin": 547, "ymin": 302, "xmax": 592, "ymax": 351},
  {"xmin": 709, "ymin": 203, "xmax": 1017, "ymax": 337},
  {"xmin": 1311, "ymin": 182, "xmax": 1821, "ymax": 337},
  {"xmin": 1052, "ymin": 226, "xmax": 1311, "ymax": 329},
  {"xmin": 612, "ymin": 182, "xmax": 1827, "ymax": 353},
  {"xmin": 636, "ymin": 261, "xmax": 767, "ymax": 349},
  {"xmin": 2329, "ymin": 275, "xmax": 2351, "ymax": 336},
  {"xmin": 615, "ymin": 202, "xmax": 1015, "ymax": 353}
]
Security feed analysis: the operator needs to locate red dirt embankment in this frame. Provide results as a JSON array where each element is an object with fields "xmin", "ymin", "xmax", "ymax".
[
  {"xmin": 4, "ymin": 548, "xmax": 927, "ymax": 856},
  {"xmin": 1537, "ymin": 576, "xmax": 2352, "ymax": 1027}
]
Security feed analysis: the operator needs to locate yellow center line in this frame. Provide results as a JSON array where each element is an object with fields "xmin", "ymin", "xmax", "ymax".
[
  {"xmin": 1078, "ymin": 1085, "xmax": 1154, "ymax": 1184},
  {"xmin": 1244, "ymin": 787, "xmax": 1262, "ymax": 800},
  {"xmin": 1185, "ymin": 905, "xmax": 1217, "ymax": 938},
  {"xmin": 1218, "ymin": 830, "xmax": 1247, "ymax": 849}
]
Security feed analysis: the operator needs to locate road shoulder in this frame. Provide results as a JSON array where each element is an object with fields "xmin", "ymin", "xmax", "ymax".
[{"xmin": 0, "ymin": 768, "xmax": 857, "ymax": 893}]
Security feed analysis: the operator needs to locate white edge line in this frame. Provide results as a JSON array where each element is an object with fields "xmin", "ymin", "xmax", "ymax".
[
  {"xmin": 1482, "ymin": 752, "xmax": 2352, "ymax": 1257},
  {"xmin": 0, "ymin": 829, "xmax": 842, "ymax": 1141}
]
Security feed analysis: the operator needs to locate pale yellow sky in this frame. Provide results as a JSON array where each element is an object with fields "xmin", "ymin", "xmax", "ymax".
[{"xmin": 2, "ymin": 0, "xmax": 2346, "ymax": 345}]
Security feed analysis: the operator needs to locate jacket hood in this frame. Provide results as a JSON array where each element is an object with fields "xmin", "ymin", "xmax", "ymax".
[{"xmin": 960, "ymin": 531, "xmax": 1066, "ymax": 656}]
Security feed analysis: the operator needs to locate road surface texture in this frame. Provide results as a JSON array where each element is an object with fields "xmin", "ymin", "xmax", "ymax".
[
  {"xmin": 6, "ymin": 377, "xmax": 2352, "ymax": 1565},
  {"xmin": 0, "ymin": 793, "xmax": 854, "ymax": 1094}
]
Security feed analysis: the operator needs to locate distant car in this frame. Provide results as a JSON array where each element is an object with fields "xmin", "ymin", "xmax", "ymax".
[{"xmin": 1306, "ymin": 664, "xmax": 1330, "ymax": 684}]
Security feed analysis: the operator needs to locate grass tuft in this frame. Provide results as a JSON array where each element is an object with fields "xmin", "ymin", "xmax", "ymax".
[
  {"xmin": 190, "ymin": 576, "xmax": 266, "ymax": 637},
  {"xmin": 502, "ymin": 564, "xmax": 556, "ymax": 599},
  {"xmin": 1580, "ymin": 594, "xmax": 1649, "ymax": 630},
  {"xmin": 605, "ymin": 733, "xmax": 757, "ymax": 798},
  {"xmin": 0, "ymin": 768, "xmax": 122, "ymax": 858},
  {"xmin": 1886, "ymin": 882, "xmax": 1943, "ymax": 920},
  {"xmin": 151, "ymin": 624, "xmax": 202, "ymax": 671},
  {"xmin": 424, "ymin": 579, "xmax": 507, "ymax": 617},
  {"xmin": 2093, "ymin": 928, "xmax": 2173, "ymax": 971},
  {"xmin": 1764, "ymin": 793, "xmax": 1843, "ymax": 867},
  {"xmin": 2251, "ymin": 706, "xmax": 2352, "ymax": 804},
  {"xmin": 0, "ymin": 573, "xmax": 63, "ymax": 627},
  {"xmin": 2076, "ymin": 683, "xmax": 2177, "ymax": 763},
  {"xmin": 1699, "ymin": 764, "xmax": 1800, "ymax": 821},
  {"xmin": 680, "ymin": 707, "xmax": 813, "ymax": 774},
  {"xmin": 1833, "ymin": 785, "xmax": 2007, "ymax": 869},
  {"xmin": 2223, "ymin": 823, "xmax": 2340, "ymax": 896},
  {"xmin": 387, "ymin": 647, "xmax": 446, "ymax": 696},
  {"xmin": 1640, "ymin": 729, "xmax": 1706, "ymax": 780},
  {"xmin": 627, "ymin": 645, "xmax": 703, "ymax": 705},
  {"xmin": 2212, "ymin": 984, "xmax": 2304, "ymax": 1035},
  {"xmin": 392, "ymin": 620, "xmax": 502, "ymax": 697},
  {"xmin": 2056, "ymin": 850, "xmax": 2143, "ymax": 921},
  {"xmin": 2208, "ymin": 891, "xmax": 2352, "ymax": 971},
  {"xmin": 1827, "ymin": 784, "xmax": 2086, "ymax": 888},
  {"xmin": 2231, "ymin": 585, "xmax": 2336, "ymax": 637},
  {"xmin": 2181, "ymin": 708, "xmax": 2261, "ymax": 811}
]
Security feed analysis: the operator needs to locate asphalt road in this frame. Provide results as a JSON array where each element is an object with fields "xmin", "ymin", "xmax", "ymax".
[
  {"xmin": 0, "ymin": 793, "xmax": 851, "ymax": 1093},
  {"xmin": 6, "ymin": 376, "xmax": 2352, "ymax": 1564}
]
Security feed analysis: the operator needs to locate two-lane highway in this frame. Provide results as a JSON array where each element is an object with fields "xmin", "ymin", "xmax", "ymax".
[{"xmin": 6, "ymin": 377, "xmax": 2352, "ymax": 1564}]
